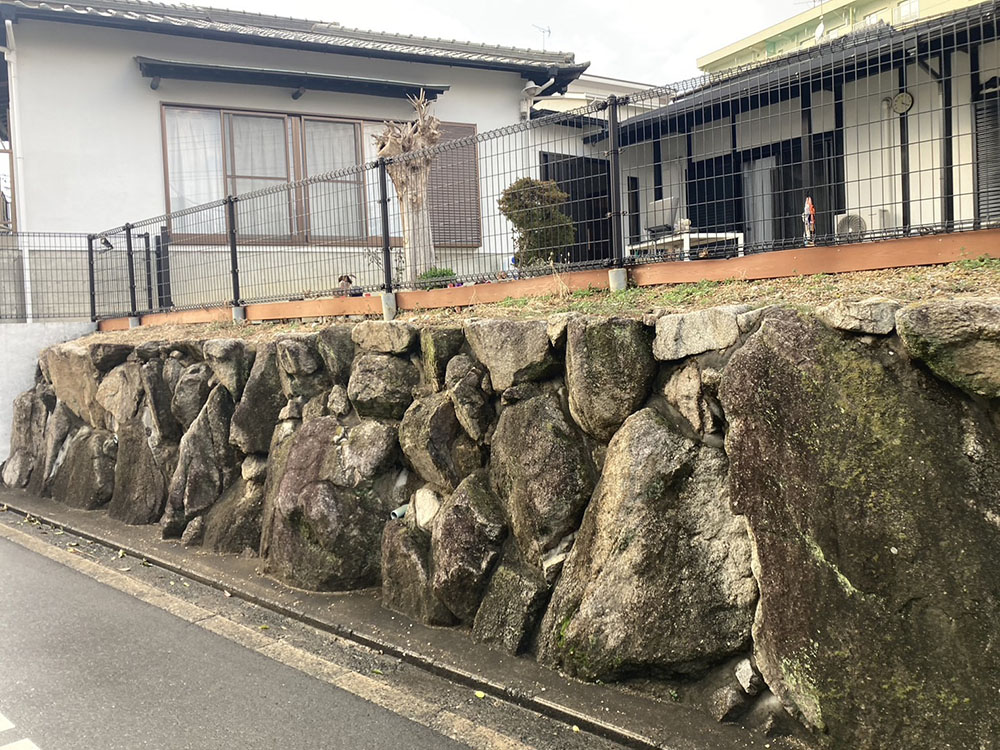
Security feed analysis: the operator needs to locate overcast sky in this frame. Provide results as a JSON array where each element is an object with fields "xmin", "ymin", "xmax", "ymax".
[{"xmin": 220, "ymin": 0, "xmax": 804, "ymax": 84}]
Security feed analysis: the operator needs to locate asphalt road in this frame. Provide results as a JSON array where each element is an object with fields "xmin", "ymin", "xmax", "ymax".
[{"xmin": 0, "ymin": 537, "xmax": 467, "ymax": 750}]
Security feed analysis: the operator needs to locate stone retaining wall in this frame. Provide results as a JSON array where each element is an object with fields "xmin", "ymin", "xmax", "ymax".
[{"xmin": 5, "ymin": 297, "xmax": 1000, "ymax": 749}]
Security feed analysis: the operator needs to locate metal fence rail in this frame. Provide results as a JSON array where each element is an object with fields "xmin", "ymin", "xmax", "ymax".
[{"xmin": 17, "ymin": 1, "xmax": 1000, "ymax": 321}]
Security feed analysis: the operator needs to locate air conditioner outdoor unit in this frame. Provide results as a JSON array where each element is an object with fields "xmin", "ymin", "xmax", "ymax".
[
  {"xmin": 835, "ymin": 209, "xmax": 891, "ymax": 241},
  {"xmin": 835, "ymin": 213, "xmax": 866, "ymax": 241}
]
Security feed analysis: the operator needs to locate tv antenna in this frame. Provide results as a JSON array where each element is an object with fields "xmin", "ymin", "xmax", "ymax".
[{"xmin": 532, "ymin": 24, "xmax": 551, "ymax": 51}]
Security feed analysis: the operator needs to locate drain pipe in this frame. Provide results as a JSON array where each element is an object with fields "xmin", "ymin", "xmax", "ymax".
[{"xmin": 2, "ymin": 19, "xmax": 30, "ymax": 321}]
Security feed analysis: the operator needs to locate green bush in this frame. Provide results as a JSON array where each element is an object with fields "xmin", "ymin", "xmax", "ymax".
[
  {"xmin": 416, "ymin": 266, "xmax": 457, "ymax": 289},
  {"xmin": 498, "ymin": 178, "xmax": 575, "ymax": 266}
]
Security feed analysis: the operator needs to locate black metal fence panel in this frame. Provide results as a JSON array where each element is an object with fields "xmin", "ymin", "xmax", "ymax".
[{"xmin": 0, "ymin": 233, "xmax": 92, "ymax": 321}]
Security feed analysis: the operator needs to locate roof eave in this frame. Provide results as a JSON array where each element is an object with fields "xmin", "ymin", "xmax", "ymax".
[{"xmin": 1, "ymin": 5, "xmax": 589, "ymax": 84}]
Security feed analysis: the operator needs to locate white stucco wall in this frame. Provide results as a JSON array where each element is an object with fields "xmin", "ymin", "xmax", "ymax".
[
  {"xmin": 8, "ymin": 19, "xmax": 527, "ymax": 234},
  {"xmin": 0, "ymin": 321, "xmax": 95, "ymax": 463}
]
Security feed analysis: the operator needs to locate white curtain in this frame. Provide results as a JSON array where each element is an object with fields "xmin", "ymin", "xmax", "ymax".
[
  {"xmin": 304, "ymin": 120, "xmax": 362, "ymax": 239},
  {"xmin": 230, "ymin": 115, "xmax": 291, "ymax": 236},
  {"xmin": 164, "ymin": 108, "xmax": 225, "ymax": 234},
  {"xmin": 743, "ymin": 156, "xmax": 776, "ymax": 247}
]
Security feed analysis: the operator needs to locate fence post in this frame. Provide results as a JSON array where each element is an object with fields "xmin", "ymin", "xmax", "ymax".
[
  {"xmin": 225, "ymin": 196, "xmax": 241, "ymax": 308},
  {"xmin": 142, "ymin": 232, "xmax": 154, "ymax": 313},
  {"xmin": 86, "ymin": 234, "xmax": 97, "ymax": 322},
  {"xmin": 124, "ymin": 223, "xmax": 138, "ymax": 319},
  {"xmin": 377, "ymin": 158, "xmax": 393, "ymax": 293},
  {"xmin": 606, "ymin": 95, "xmax": 626, "ymax": 272},
  {"xmin": 156, "ymin": 225, "xmax": 173, "ymax": 308}
]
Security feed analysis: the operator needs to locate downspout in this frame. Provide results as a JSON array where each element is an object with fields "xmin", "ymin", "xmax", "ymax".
[{"xmin": 2, "ymin": 19, "xmax": 30, "ymax": 321}]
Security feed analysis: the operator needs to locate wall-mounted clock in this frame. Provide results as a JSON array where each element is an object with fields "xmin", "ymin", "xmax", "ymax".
[{"xmin": 892, "ymin": 91, "xmax": 914, "ymax": 115}]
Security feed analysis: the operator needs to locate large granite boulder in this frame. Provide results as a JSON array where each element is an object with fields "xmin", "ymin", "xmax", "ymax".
[
  {"xmin": 420, "ymin": 326, "xmax": 465, "ymax": 391},
  {"xmin": 381, "ymin": 520, "xmax": 455, "ymax": 625},
  {"xmin": 472, "ymin": 558, "xmax": 549, "ymax": 655},
  {"xmin": 139, "ymin": 358, "xmax": 180, "ymax": 443},
  {"xmin": 444, "ymin": 355, "xmax": 493, "ymax": 443},
  {"xmin": 203, "ymin": 477, "xmax": 265, "ymax": 555},
  {"xmin": 663, "ymin": 360, "xmax": 724, "ymax": 439},
  {"xmin": 538, "ymin": 408, "xmax": 756, "ymax": 680},
  {"xmin": 170, "ymin": 363, "xmax": 213, "ymax": 431},
  {"xmin": 230, "ymin": 342, "xmax": 285, "ymax": 455},
  {"xmin": 2, "ymin": 385, "xmax": 51, "ymax": 488},
  {"xmin": 653, "ymin": 307, "xmax": 741, "ymax": 361},
  {"xmin": 398, "ymin": 392, "xmax": 481, "ymax": 491},
  {"xmin": 352, "ymin": 321, "xmax": 417, "ymax": 354},
  {"xmin": 107, "ymin": 419, "xmax": 171, "ymax": 525},
  {"xmin": 162, "ymin": 386, "xmax": 237, "ymax": 534},
  {"xmin": 262, "ymin": 416, "xmax": 399, "ymax": 590},
  {"xmin": 95, "ymin": 362, "xmax": 144, "ymax": 431},
  {"xmin": 40, "ymin": 341, "xmax": 122, "ymax": 427},
  {"xmin": 27, "ymin": 399, "xmax": 79, "ymax": 496},
  {"xmin": 565, "ymin": 316, "xmax": 656, "ymax": 441},
  {"xmin": 347, "ymin": 353, "xmax": 418, "ymax": 420},
  {"xmin": 896, "ymin": 298, "xmax": 1000, "ymax": 398},
  {"xmin": 49, "ymin": 427, "xmax": 117, "ymax": 509},
  {"xmin": 203, "ymin": 339, "xmax": 255, "ymax": 400},
  {"xmin": 719, "ymin": 308, "xmax": 1000, "ymax": 750},
  {"xmin": 430, "ymin": 472, "xmax": 507, "ymax": 622},
  {"xmin": 464, "ymin": 319, "xmax": 558, "ymax": 391},
  {"xmin": 817, "ymin": 297, "xmax": 899, "ymax": 335},
  {"xmin": 276, "ymin": 336, "xmax": 329, "ymax": 400},
  {"xmin": 489, "ymin": 392, "xmax": 596, "ymax": 567},
  {"xmin": 316, "ymin": 326, "xmax": 355, "ymax": 386}
]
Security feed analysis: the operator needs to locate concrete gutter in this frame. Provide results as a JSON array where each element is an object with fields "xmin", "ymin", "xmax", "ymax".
[{"xmin": 0, "ymin": 489, "xmax": 771, "ymax": 750}]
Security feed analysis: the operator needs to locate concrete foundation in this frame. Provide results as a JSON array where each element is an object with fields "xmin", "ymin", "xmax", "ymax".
[
  {"xmin": 381, "ymin": 292, "xmax": 397, "ymax": 321},
  {"xmin": 608, "ymin": 268, "xmax": 628, "ymax": 292}
]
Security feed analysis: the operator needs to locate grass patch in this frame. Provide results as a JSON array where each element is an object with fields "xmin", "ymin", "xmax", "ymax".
[{"xmin": 955, "ymin": 255, "xmax": 1000, "ymax": 271}]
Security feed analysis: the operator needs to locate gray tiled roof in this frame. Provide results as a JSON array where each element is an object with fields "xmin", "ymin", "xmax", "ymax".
[{"xmin": 1, "ymin": 0, "xmax": 586, "ymax": 75}]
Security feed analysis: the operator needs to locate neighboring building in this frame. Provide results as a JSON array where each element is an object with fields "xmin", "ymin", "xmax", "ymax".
[
  {"xmin": 698, "ymin": 0, "xmax": 984, "ymax": 74},
  {"xmin": 617, "ymin": 2, "xmax": 1000, "ymax": 255},
  {"xmin": 0, "ymin": 0, "xmax": 588, "ymax": 233},
  {"xmin": 532, "ymin": 73, "xmax": 664, "ymax": 114}
]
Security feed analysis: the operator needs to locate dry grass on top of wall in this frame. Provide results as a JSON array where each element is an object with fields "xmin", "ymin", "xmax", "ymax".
[
  {"xmin": 86, "ymin": 257, "xmax": 1000, "ymax": 345},
  {"xmin": 407, "ymin": 255, "xmax": 1000, "ymax": 321}
]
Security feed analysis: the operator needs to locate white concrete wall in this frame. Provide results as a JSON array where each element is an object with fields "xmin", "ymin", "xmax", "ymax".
[
  {"xmin": 843, "ymin": 70, "xmax": 903, "ymax": 230},
  {"xmin": 952, "ymin": 50, "xmax": 976, "ymax": 227},
  {"xmin": 9, "ymin": 19, "xmax": 526, "ymax": 234},
  {"xmin": 907, "ymin": 61, "xmax": 944, "ymax": 228},
  {"xmin": 0, "ymin": 321, "xmax": 95, "ymax": 463}
]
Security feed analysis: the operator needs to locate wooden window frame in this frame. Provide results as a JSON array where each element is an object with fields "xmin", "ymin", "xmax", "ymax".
[{"xmin": 161, "ymin": 103, "xmax": 480, "ymax": 249}]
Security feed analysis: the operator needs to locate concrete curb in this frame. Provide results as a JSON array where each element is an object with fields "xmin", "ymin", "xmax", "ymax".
[{"xmin": 0, "ymin": 499, "xmax": 663, "ymax": 750}]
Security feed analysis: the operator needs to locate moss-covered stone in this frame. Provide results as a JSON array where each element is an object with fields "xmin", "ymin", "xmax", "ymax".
[
  {"xmin": 538, "ymin": 409, "xmax": 755, "ymax": 680},
  {"xmin": 896, "ymin": 298, "xmax": 1000, "ymax": 398},
  {"xmin": 489, "ymin": 391, "xmax": 596, "ymax": 567},
  {"xmin": 262, "ymin": 416, "xmax": 399, "ymax": 590},
  {"xmin": 420, "ymin": 325, "xmax": 464, "ymax": 391},
  {"xmin": 720, "ymin": 307, "xmax": 1000, "ymax": 750},
  {"xmin": 347, "ymin": 353, "xmax": 418, "ymax": 419},
  {"xmin": 565, "ymin": 316, "xmax": 655, "ymax": 442}
]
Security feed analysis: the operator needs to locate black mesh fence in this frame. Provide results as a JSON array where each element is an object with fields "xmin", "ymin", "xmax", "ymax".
[{"xmin": 0, "ymin": 233, "xmax": 91, "ymax": 321}]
